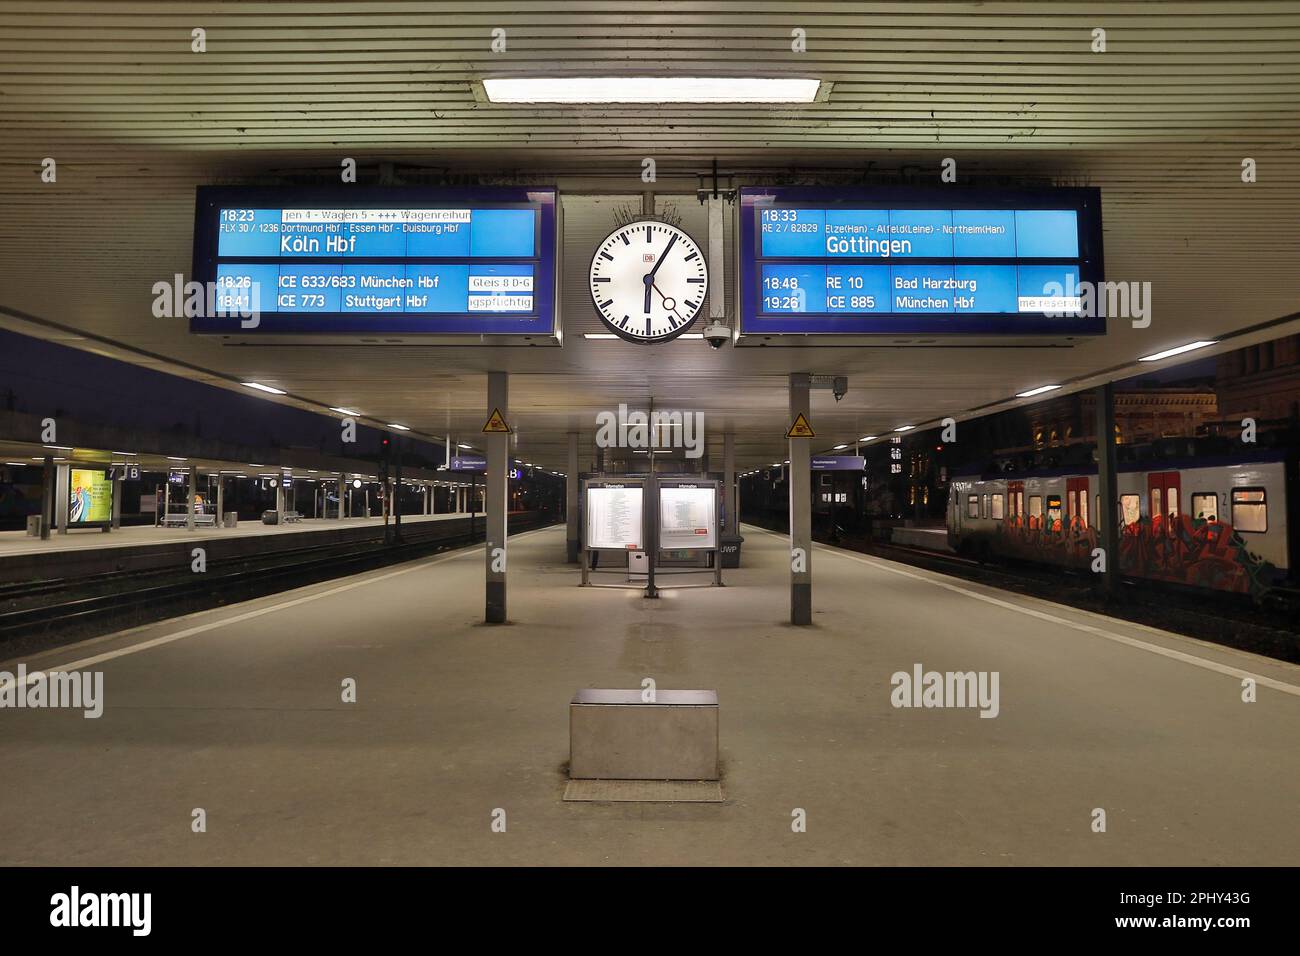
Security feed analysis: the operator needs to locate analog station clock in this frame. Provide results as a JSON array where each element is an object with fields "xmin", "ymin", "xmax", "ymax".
[{"xmin": 588, "ymin": 221, "xmax": 709, "ymax": 343}]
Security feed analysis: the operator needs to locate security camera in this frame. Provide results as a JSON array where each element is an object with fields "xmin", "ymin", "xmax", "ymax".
[
  {"xmin": 702, "ymin": 321, "xmax": 731, "ymax": 349},
  {"xmin": 833, "ymin": 376, "xmax": 848, "ymax": 402}
]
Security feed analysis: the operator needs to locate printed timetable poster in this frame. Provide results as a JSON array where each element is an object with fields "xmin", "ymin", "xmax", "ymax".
[
  {"xmin": 738, "ymin": 186, "xmax": 1104, "ymax": 337},
  {"xmin": 68, "ymin": 469, "xmax": 113, "ymax": 526},
  {"xmin": 190, "ymin": 186, "xmax": 558, "ymax": 336}
]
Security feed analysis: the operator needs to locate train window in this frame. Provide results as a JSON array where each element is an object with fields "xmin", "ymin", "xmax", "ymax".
[
  {"xmin": 1046, "ymin": 495, "xmax": 1063, "ymax": 531},
  {"xmin": 981, "ymin": 494, "xmax": 990, "ymax": 518},
  {"xmin": 1150, "ymin": 487, "xmax": 1162, "ymax": 519},
  {"xmin": 967, "ymin": 495, "xmax": 979, "ymax": 518},
  {"xmin": 991, "ymin": 494, "xmax": 1005, "ymax": 520},
  {"xmin": 1191, "ymin": 492, "xmax": 1218, "ymax": 522},
  {"xmin": 1029, "ymin": 496, "xmax": 1042, "ymax": 519},
  {"xmin": 1231, "ymin": 488, "xmax": 1267, "ymax": 533},
  {"xmin": 1078, "ymin": 493, "xmax": 1089, "ymax": 528},
  {"xmin": 1120, "ymin": 494, "xmax": 1140, "ymax": 525}
]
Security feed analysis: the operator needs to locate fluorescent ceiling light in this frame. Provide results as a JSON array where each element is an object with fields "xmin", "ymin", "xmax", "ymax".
[
  {"xmin": 113, "ymin": 451, "xmax": 136, "ymax": 456},
  {"xmin": 1016, "ymin": 385, "xmax": 1062, "ymax": 398},
  {"xmin": 483, "ymin": 76, "xmax": 821, "ymax": 104},
  {"xmin": 388, "ymin": 423, "xmax": 411, "ymax": 431},
  {"xmin": 893, "ymin": 425, "xmax": 915, "ymax": 432},
  {"xmin": 859, "ymin": 436, "xmax": 877, "ymax": 442},
  {"xmin": 330, "ymin": 407, "xmax": 360, "ymax": 416},
  {"xmin": 457, "ymin": 443, "xmax": 473, "ymax": 450},
  {"xmin": 5, "ymin": 461, "xmax": 27, "ymax": 466},
  {"xmin": 583, "ymin": 333, "xmax": 619, "ymax": 340},
  {"xmin": 167, "ymin": 456, "xmax": 187, "ymax": 461},
  {"xmin": 242, "ymin": 382, "xmax": 286, "ymax": 395},
  {"xmin": 784, "ymin": 459, "xmax": 791, "ymax": 465},
  {"xmin": 833, "ymin": 444, "xmax": 848, "ymax": 450},
  {"xmin": 1139, "ymin": 340, "xmax": 1217, "ymax": 362}
]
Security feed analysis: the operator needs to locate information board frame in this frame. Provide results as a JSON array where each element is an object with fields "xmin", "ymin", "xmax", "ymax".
[
  {"xmin": 655, "ymin": 478, "xmax": 723, "ymax": 588},
  {"xmin": 737, "ymin": 185, "xmax": 1104, "ymax": 342},
  {"xmin": 190, "ymin": 185, "xmax": 559, "ymax": 342},
  {"xmin": 580, "ymin": 478, "xmax": 647, "ymax": 588}
]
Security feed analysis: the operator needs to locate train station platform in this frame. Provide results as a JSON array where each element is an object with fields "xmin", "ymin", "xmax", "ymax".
[
  {"xmin": 0, "ymin": 512, "xmax": 483, "ymax": 584},
  {"xmin": 0, "ymin": 511, "xmax": 470, "ymax": 560},
  {"xmin": 2, "ymin": 522, "xmax": 1295, "ymax": 867}
]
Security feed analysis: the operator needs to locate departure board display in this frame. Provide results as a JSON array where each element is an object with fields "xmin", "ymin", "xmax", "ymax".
[
  {"xmin": 191, "ymin": 186, "xmax": 557, "ymax": 336},
  {"xmin": 738, "ymin": 186, "xmax": 1103, "ymax": 337}
]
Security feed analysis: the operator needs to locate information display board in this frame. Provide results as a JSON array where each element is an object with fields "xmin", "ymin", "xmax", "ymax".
[
  {"xmin": 585, "ymin": 486, "xmax": 643, "ymax": 550},
  {"xmin": 739, "ymin": 186, "xmax": 1103, "ymax": 337},
  {"xmin": 191, "ymin": 186, "xmax": 557, "ymax": 336},
  {"xmin": 68, "ymin": 468, "xmax": 113, "ymax": 526},
  {"xmin": 658, "ymin": 485, "xmax": 717, "ymax": 550}
]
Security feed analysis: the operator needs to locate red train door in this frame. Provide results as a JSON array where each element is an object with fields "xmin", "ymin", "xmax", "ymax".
[
  {"xmin": 1147, "ymin": 471, "xmax": 1180, "ymax": 533},
  {"xmin": 1066, "ymin": 477, "xmax": 1089, "ymax": 531},
  {"xmin": 1007, "ymin": 480, "xmax": 1024, "ymax": 528}
]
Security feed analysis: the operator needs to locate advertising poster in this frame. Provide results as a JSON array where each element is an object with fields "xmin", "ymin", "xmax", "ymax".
[{"xmin": 68, "ymin": 468, "xmax": 113, "ymax": 525}]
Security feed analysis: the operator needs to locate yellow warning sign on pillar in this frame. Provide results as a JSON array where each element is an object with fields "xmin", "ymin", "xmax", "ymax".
[
  {"xmin": 786, "ymin": 413, "xmax": 815, "ymax": 438},
  {"xmin": 482, "ymin": 408, "xmax": 511, "ymax": 434}
]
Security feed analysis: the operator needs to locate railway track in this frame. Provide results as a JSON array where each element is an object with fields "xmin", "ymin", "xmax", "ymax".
[{"xmin": 750, "ymin": 518, "xmax": 1300, "ymax": 664}]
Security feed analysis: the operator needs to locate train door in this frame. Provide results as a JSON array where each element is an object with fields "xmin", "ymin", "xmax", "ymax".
[
  {"xmin": 1007, "ymin": 480, "xmax": 1024, "ymax": 529},
  {"xmin": 1147, "ymin": 471, "xmax": 1180, "ymax": 533},
  {"xmin": 1066, "ymin": 477, "xmax": 1089, "ymax": 531}
]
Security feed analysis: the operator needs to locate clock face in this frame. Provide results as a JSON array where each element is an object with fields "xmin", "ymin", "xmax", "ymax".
[{"xmin": 588, "ymin": 221, "xmax": 709, "ymax": 343}]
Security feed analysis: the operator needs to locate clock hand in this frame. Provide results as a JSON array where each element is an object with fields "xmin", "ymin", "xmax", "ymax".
[
  {"xmin": 652, "ymin": 282, "xmax": 684, "ymax": 320},
  {"xmin": 642, "ymin": 231, "xmax": 678, "ymax": 313}
]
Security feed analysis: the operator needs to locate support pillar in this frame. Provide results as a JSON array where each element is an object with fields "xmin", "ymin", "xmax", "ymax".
[
  {"xmin": 188, "ymin": 464, "xmax": 198, "ymax": 531},
  {"xmin": 789, "ymin": 373, "xmax": 812, "ymax": 625},
  {"xmin": 485, "ymin": 371, "xmax": 508, "ymax": 623},
  {"xmin": 566, "ymin": 431, "xmax": 580, "ymax": 562},
  {"xmin": 1094, "ymin": 382, "xmax": 1119, "ymax": 595},
  {"xmin": 723, "ymin": 431, "xmax": 737, "ymax": 537},
  {"xmin": 40, "ymin": 455, "xmax": 54, "ymax": 540},
  {"xmin": 110, "ymin": 470, "xmax": 122, "ymax": 530},
  {"xmin": 337, "ymin": 475, "xmax": 345, "ymax": 520},
  {"xmin": 216, "ymin": 474, "xmax": 224, "ymax": 526}
]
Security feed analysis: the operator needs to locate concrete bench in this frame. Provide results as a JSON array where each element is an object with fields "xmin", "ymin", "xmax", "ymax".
[
  {"xmin": 569, "ymin": 689, "xmax": 718, "ymax": 781},
  {"xmin": 282, "ymin": 511, "xmax": 302, "ymax": 523}
]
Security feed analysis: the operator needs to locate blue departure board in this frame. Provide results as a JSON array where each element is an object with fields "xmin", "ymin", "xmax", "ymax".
[
  {"xmin": 739, "ymin": 187, "xmax": 1103, "ymax": 337},
  {"xmin": 191, "ymin": 187, "xmax": 557, "ymax": 336}
]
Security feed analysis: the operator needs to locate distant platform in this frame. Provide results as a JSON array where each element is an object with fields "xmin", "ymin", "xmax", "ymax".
[
  {"xmin": 0, "ymin": 512, "xmax": 468, "ymax": 558},
  {"xmin": 0, "ymin": 512, "xmax": 483, "ymax": 582}
]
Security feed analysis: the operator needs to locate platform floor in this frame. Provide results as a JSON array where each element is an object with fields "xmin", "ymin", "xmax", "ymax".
[
  {"xmin": 0, "ymin": 511, "xmax": 470, "ymax": 558},
  {"xmin": 1, "ymin": 523, "xmax": 1297, "ymax": 866}
]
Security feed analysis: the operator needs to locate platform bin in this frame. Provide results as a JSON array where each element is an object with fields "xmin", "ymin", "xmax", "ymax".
[
  {"xmin": 26, "ymin": 514, "xmax": 42, "ymax": 537},
  {"xmin": 261, "ymin": 510, "xmax": 279, "ymax": 525},
  {"xmin": 719, "ymin": 534, "xmax": 743, "ymax": 568},
  {"xmin": 223, "ymin": 512, "xmax": 239, "ymax": 528}
]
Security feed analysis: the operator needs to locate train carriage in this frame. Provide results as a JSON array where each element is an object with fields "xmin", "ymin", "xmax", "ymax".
[{"xmin": 948, "ymin": 448, "xmax": 1295, "ymax": 597}]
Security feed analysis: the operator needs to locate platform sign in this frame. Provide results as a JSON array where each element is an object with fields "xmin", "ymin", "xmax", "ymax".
[
  {"xmin": 191, "ymin": 186, "xmax": 558, "ymax": 337},
  {"xmin": 738, "ymin": 186, "xmax": 1103, "ymax": 338},
  {"xmin": 812, "ymin": 455, "xmax": 865, "ymax": 471},
  {"xmin": 449, "ymin": 455, "xmax": 487, "ymax": 472}
]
